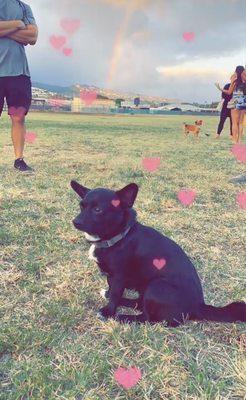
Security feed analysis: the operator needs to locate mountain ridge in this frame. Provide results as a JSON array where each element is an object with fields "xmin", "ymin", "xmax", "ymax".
[{"xmin": 32, "ymin": 81, "xmax": 175, "ymax": 103}]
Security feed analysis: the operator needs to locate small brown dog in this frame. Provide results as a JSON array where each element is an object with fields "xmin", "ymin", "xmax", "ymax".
[{"xmin": 183, "ymin": 120, "xmax": 203, "ymax": 137}]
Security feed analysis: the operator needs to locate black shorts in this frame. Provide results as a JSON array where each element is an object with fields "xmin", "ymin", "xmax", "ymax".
[{"xmin": 0, "ymin": 75, "xmax": 32, "ymax": 116}]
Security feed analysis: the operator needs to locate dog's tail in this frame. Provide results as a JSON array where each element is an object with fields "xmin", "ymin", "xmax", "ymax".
[{"xmin": 190, "ymin": 301, "xmax": 246, "ymax": 323}]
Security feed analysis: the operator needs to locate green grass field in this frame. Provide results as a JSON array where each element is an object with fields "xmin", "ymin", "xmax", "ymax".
[{"xmin": 0, "ymin": 112, "xmax": 245, "ymax": 400}]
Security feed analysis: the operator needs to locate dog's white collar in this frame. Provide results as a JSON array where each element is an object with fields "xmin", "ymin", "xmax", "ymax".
[{"xmin": 84, "ymin": 233, "xmax": 101, "ymax": 242}]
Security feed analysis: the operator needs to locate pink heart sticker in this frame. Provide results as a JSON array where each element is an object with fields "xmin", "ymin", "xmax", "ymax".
[
  {"xmin": 63, "ymin": 48, "xmax": 73, "ymax": 57},
  {"xmin": 60, "ymin": 18, "xmax": 81, "ymax": 35},
  {"xmin": 49, "ymin": 35, "xmax": 66, "ymax": 50},
  {"xmin": 177, "ymin": 190, "xmax": 196, "ymax": 207},
  {"xmin": 142, "ymin": 157, "xmax": 161, "ymax": 172},
  {"xmin": 114, "ymin": 367, "xmax": 142, "ymax": 389},
  {"xmin": 236, "ymin": 192, "xmax": 246, "ymax": 209},
  {"xmin": 153, "ymin": 258, "xmax": 166, "ymax": 270},
  {"xmin": 111, "ymin": 199, "xmax": 120, "ymax": 207},
  {"xmin": 25, "ymin": 131, "xmax": 37, "ymax": 144},
  {"xmin": 183, "ymin": 32, "xmax": 195, "ymax": 42},
  {"xmin": 80, "ymin": 90, "xmax": 97, "ymax": 106},
  {"xmin": 8, "ymin": 107, "xmax": 26, "ymax": 117},
  {"xmin": 48, "ymin": 99, "xmax": 65, "ymax": 107},
  {"xmin": 231, "ymin": 144, "xmax": 246, "ymax": 163}
]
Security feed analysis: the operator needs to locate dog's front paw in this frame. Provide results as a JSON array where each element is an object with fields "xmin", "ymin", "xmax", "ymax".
[
  {"xmin": 99, "ymin": 306, "xmax": 115, "ymax": 319},
  {"xmin": 99, "ymin": 289, "xmax": 109, "ymax": 299},
  {"xmin": 96, "ymin": 311, "xmax": 107, "ymax": 321}
]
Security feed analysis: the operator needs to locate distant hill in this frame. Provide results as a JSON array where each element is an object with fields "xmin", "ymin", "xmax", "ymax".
[
  {"xmin": 32, "ymin": 81, "xmax": 176, "ymax": 104},
  {"xmin": 32, "ymin": 82, "xmax": 74, "ymax": 96}
]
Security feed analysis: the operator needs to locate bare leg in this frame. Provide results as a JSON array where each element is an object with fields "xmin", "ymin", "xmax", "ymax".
[
  {"xmin": 238, "ymin": 110, "xmax": 245, "ymax": 143},
  {"xmin": 10, "ymin": 114, "xmax": 26, "ymax": 159},
  {"xmin": 231, "ymin": 109, "xmax": 240, "ymax": 143}
]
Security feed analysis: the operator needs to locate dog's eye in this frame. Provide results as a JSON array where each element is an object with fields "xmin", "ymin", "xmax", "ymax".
[
  {"xmin": 94, "ymin": 206, "xmax": 102, "ymax": 213},
  {"xmin": 93, "ymin": 206, "xmax": 102, "ymax": 214}
]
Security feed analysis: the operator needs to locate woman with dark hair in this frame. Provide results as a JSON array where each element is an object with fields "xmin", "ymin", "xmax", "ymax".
[
  {"xmin": 215, "ymin": 83, "xmax": 232, "ymax": 139},
  {"xmin": 216, "ymin": 65, "xmax": 246, "ymax": 143}
]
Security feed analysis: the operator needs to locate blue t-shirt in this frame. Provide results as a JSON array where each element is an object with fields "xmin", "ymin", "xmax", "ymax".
[{"xmin": 0, "ymin": 0, "xmax": 36, "ymax": 77}]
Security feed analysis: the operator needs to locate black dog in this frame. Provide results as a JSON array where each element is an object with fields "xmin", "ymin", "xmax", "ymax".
[{"xmin": 71, "ymin": 180, "xmax": 246, "ymax": 327}]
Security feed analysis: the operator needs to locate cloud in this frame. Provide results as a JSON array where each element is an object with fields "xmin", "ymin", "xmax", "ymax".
[
  {"xmin": 156, "ymin": 51, "xmax": 246, "ymax": 102},
  {"xmin": 25, "ymin": 0, "xmax": 246, "ymax": 102},
  {"xmin": 156, "ymin": 60, "xmax": 229, "ymax": 80},
  {"xmin": 130, "ymin": 29, "xmax": 152, "ymax": 44},
  {"xmin": 97, "ymin": 0, "xmax": 152, "ymax": 10}
]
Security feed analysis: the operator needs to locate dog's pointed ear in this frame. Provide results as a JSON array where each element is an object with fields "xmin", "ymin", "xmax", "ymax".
[
  {"xmin": 70, "ymin": 180, "xmax": 90, "ymax": 198},
  {"xmin": 116, "ymin": 183, "xmax": 138, "ymax": 208}
]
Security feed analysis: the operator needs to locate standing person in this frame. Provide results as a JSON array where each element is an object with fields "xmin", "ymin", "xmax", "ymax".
[
  {"xmin": 215, "ymin": 83, "xmax": 233, "ymax": 139},
  {"xmin": 216, "ymin": 66, "xmax": 246, "ymax": 143},
  {"xmin": 0, "ymin": 0, "xmax": 38, "ymax": 173}
]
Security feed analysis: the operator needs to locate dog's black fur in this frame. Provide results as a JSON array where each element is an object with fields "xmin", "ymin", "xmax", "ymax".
[{"xmin": 71, "ymin": 180, "xmax": 246, "ymax": 326}]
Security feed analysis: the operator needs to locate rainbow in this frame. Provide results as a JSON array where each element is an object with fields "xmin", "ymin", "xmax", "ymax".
[
  {"xmin": 106, "ymin": 0, "xmax": 164, "ymax": 86},
  {"xmin": 106, "ymin": 2, "xmax": 137, "ymax": 85}
]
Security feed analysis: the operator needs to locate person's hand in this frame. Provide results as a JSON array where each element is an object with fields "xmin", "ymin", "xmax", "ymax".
[
  {"xmin": 15, "ymin": 20, "xmax": 26, "ymax": 30},
  {"xmin": 215, "ymin": 82, "xmax": 222, "ymax": 91}
]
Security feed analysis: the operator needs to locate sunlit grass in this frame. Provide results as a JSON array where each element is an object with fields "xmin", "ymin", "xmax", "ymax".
[{"xmin": 0, "ymin": 112, "xmax": 245, "ymax": 399}]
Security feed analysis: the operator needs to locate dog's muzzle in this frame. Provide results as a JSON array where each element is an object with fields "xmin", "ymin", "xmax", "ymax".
[{"xmin": 73, "ymin": 220, "xmax": 84, "ymax": 231}]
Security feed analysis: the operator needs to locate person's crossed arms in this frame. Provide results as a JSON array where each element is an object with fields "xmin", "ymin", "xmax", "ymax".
[{"xmin": 0, "ymin": 13, "xmax": 38, "ymax": 46}]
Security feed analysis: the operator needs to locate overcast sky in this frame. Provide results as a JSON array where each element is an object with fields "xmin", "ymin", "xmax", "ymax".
[{"xmin": 26, "ymin": 0, "xmax": 246, "ymax": 102}]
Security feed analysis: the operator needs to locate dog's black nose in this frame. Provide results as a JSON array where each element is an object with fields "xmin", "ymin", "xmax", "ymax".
[{"xmin": 73, "ymin": 220, "xmax": 84, "ymax": 230}]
